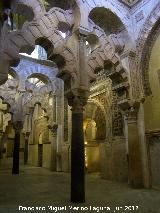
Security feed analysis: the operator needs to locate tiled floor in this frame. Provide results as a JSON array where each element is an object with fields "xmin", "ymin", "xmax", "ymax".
[{"xmin": 0, "ymin": 166, "xmax": 160, "ymax": 213}]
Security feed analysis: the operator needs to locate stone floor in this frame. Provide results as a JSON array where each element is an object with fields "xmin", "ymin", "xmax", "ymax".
[{"xmin": 0, "ymin": 166, "xmax": 160, "ymax": 213}]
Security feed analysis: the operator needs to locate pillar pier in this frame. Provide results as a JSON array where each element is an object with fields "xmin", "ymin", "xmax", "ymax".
[
  {"xmin": 127, "ymin": 107, "xmax": 143, "ymax": 188},
  {"xmin": 12, "ymin": 121, "xmax": 23, "ymax": 175}
]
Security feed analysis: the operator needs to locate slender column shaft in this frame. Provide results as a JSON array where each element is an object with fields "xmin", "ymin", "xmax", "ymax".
[
  {"xmin": 0, "ymin": 134, "xmax": 3, "ymax": 159},
  {"xmin": 24, "ymin": 137, "xmax": 29, "ymax": 165},
  {"xmin": 50, "ymin": 126, "xmax": 58, "ymax": 171},
  {"xmin": 71, "ymin": 108, "xmax": 85, "ymax": 203},
  {"xmin": 12, "ymin": 130, "xmax": 20, "ymax": 174}
]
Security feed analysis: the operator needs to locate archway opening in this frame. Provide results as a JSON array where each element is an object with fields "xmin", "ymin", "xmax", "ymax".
[
  {"xmin": 84, "ymin": 119, "xmax": 100, "ymax": 174},
  {"xmin": 89, "ymin": 7, "xmax": 124, "ymax": 35},
  {"xmin": 20, "ymin": 45, "xmax": 47, "ymax": 60},
  {"xmin": 83, "ymin": 101, "xmax": 107, "ymax": 174}
]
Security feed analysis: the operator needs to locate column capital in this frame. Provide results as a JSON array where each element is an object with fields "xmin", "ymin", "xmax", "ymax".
[
  {"xmin": 67, "ymin": 92, "xmax": 88, "ymax": 113},
  {"xmin": 23, "ymin": 132, "xmax": 30, "ymax": 140},
  {"xmin": 0, "ymin": 130, "xmax": 4, "ymax": 137},
  {"xmin": 48, "ymin": 123, "xmax": 58, "ymax": 136},
  {"xmin": 75, "ymin": 27, "xmax": 90, "ymax": 38},
  {"xmin": 127, "ymin": 107, "xmax": 138, "ymax": 123},
  {"xmin": 13, "ymin": 121, "xmax": 23, "ymax": 133},
  {"xmin": 78, "ymin": 33, "xmax": 87, "ymax": 42}
]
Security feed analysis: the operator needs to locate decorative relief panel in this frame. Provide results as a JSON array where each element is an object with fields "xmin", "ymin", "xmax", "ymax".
[
  {"xmin": 112, "ymin": 92, "xmax": 123, "ymax": 137},
  {"xmin": 135, "ymin": 11, "xmax": 144, "ymax": 23},
  {"xmin": 120, "ymin": 0, "xmax": 140, "ymax": 7},
  {"xmin": 89, "ymin": 70, "xmax": 113, "ymax": 143}
]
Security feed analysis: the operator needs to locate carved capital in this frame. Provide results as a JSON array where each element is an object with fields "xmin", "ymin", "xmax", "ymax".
[
  {"xmin": 76, "ymin": 27, "xmax": 90, "ymax": 37},
  {"xmin": 13, "ymin": 121, "xmax": 23, "ymax": 133},
  {"xmin": 127, "ymin": 107, "xmax": 138, "ymax": 123},
  {"xmin": 48, "ymin": 123, "xmax": 58, "ymax": 137},
  {"xmin": 78, "ymin": 33, "xmax": 87, "ymax": 43},
  {"xmin": 68, "ymin": 94, "xmax": 88, "ymax": 113},
  {"xmin": 0, "ymin": 131, "xmax": 3, "ymax": 138},
  {"xmin": 24, "ymin": 132, "xmax": 30, "ymax": 140}
]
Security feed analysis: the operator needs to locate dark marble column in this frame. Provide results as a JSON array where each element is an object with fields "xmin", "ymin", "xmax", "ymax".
[
  {"xmin": 12, "ymin": 121, "xmax": 23, "ymax": 175},
  {"xmin": 65, "ymin": 32, "xmax": 89, "ymax": 203},
  {"xmin": 0, "ymin": 132, "xmax": 3, "ymax": 159},
  {"xmin": 68, "ymin": 96, "xmax": 87, "ymax": 203},
  {"xmin": 24, "ymin": 133, "xmax": 29, "ymax": 165}
]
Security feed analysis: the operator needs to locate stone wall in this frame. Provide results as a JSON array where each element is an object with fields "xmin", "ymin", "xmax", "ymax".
[
  {"xmin": 61, "ymin": 144, "xmax": 70, "ymax": 172},
  {"xmin": 99, "ymin": 138, "xmax": 128, "ymax": 182},
  {"xmin": 144, "ymin": 32, "xmax": 160, "ymax": 189},
  {"xmin": 150, "ymin": 138, "xmax": 160, "ymax": 189},
  {"xmin": 42, "ymin": 144, "xmax": 51, "ymax": 169},
  {"xmin": 85, "ymin": 144, "xmax": 100, "ymax": 173},
  {"xmin": 28, "ymin": 144, "xmax": 38, "ymax": 167}
]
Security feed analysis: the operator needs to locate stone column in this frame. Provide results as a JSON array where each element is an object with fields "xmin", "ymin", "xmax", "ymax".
[
  {"xmin": 127, "ymin": 107, "xmax": 143, "ymax": 188},
  {"xmin": 0, "ymin": 99, "xmax": 7, "ymax": 160},
  {"xmin": 68, "ymin": 95, "xmax": 87, "ymax": 203},
  {"xmin": 66, "ymin": 32, "xmax": 89, "ymax": 203},
  {"xmin": 0, "ymin": 110, "xmax": 4, "ymax": 159},
  {"xmin": 50, "ymin": 93, "xmax": 61, "ymax": 172},
  {"xmin": 12, "ymin": 121, "xmax": 23, "ymax": 175},
  {"xmin": 0, "ymin": 132, "xmax": 4, "ymax": 159},
  {"xmin": 23, "ymin": 112, "xmax": 31, "ymax": 165},
  {"xmin": 24, "ymin": 133, "xmax": 30, "ymax": 165},
  {"xmin": 49, "ymin": 124, "xmax": 58, "ymax": 171}
]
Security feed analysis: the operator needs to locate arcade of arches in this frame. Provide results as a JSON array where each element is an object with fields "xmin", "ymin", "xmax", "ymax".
[{"xmin": 0, "ymin": 0, "xmax": 160, "ymax": 211}]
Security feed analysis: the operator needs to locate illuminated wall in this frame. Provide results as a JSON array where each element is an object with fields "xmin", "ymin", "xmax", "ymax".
[{"xmin": 144, "ymin": 34, "xmax": 160, "ymax": 130}]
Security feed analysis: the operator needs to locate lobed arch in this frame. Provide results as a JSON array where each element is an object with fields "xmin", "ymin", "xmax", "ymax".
[
  {"xmin": 12, "ymin": 57, "xmax": 57, "ymax": 83},
  {"xmin": 87, "ymin": 99, "xmax": 106, "ymax": 120},
  {"xmin": 88, "ymin": 47, "xmax": 129, "ymax": 110},
  {"xmin": 136, "ymin": 2, "xmax": 160, "ymax": 96},
  {"xmin": 88, "ymin": 46, "xmax": 128, "ymax": 82}
]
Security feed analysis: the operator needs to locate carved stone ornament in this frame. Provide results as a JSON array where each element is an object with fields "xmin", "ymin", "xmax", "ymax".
[
  {"xmin": 13, "ymin": 121, "xmax": 23, "ymax": 133},
  {"xmin": 121, "ymin": 0, "xmax": 140, "ymax": 7}
]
